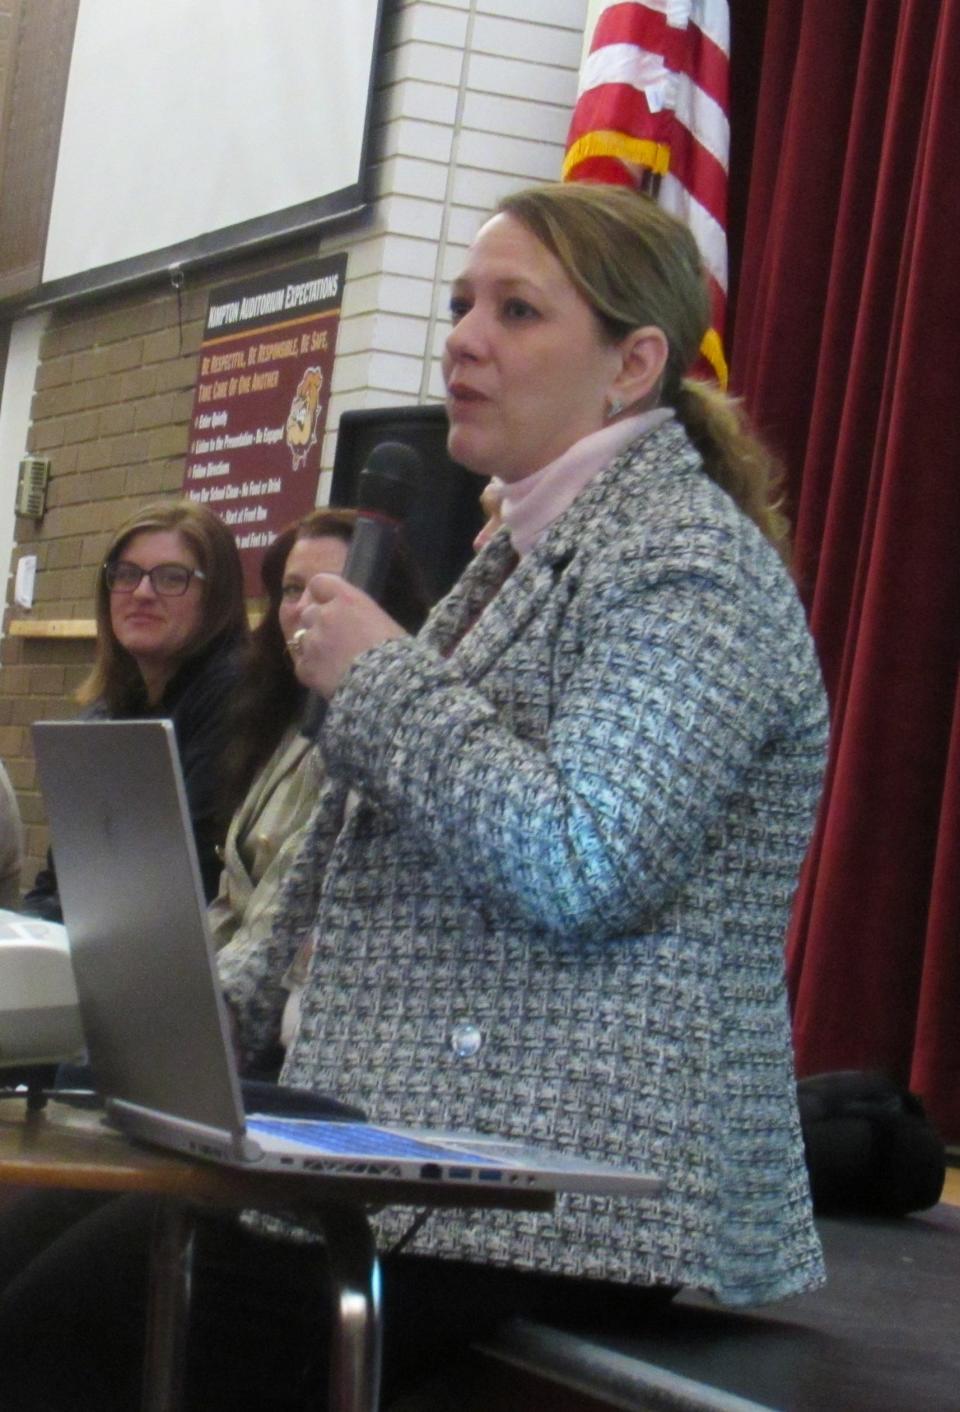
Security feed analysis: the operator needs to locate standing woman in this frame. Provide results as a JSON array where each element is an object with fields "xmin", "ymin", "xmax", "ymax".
[
  {"xmin": 0, "ymin": 184, "xmax": 829, "ymax": 1411},
  {"xmin": 225, "ymin": 180, "xmax": 830, "ymax": 1360},
  {"xmin": 24, "ymin": 500, "xmax": 248, "ymax": 916}
]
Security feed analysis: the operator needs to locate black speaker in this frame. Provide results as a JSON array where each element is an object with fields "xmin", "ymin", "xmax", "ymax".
[{"xmin": 329, "ymin": 405, "xmax": 484, "ymax": 604}]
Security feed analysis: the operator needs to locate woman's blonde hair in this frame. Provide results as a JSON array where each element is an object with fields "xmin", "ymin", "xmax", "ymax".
[
  {"xmin": 496, "ymin": 182, "xmax": 791, "ymax": 559},
  {"xmin": 77, "ymin": 499, "xmax": 248, "ymax": 710}
]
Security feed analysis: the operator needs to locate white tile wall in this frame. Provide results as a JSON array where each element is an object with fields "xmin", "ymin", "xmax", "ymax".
[
  {"xmin": 379, "ymin": 79, "xmax": 460, "ymax": 127},
  {"xmin": 439, "ymin": 245, "xmax": 469, "ymax": 285},
  {"xmin": 371, "ymin": 193, "xmax": 446, "ymax": 242},
  {"xmin": 335, "ymin": 312, "xmax": 428, "ymax": 359},
  {"xmin": 461, "ymin": 90, "xmax": 573, "ymax": 146},
  {"xmin": 382, "ymin": 40, "xmax": 466, "ymax": 87},
  {"xmin": 479, "ymin": 0, "xmax": 584, "ymax": 25},
  {"xmin": 372, "ymin": 155, "xmax": 453, "ymax": 203},
  {"xmin": 391, "ymin": 4, "xmax": 470, "ymax": 46},
  {"xmin": 456, "ymin": 128, "xmax": 569, "ymax": 181},
  {"xmin": 466, "ymin": 53, "xmax": 582, "ymax": 104},
  {"xmin": 444, "ymin": 204, "xmax": 491, "ymax": 247},
  {"xmin": 449, "ymin": 166, "xmax": 531, "ymax": 210},
  {"xmin": 384, "ymin": 234, "xmax": 444, "ymax": 281},
  {"xmin": 320, "ymin": 0, "xmax": 589, "ymax": 478},
  {"xmin": 375, "ymin": 117, "xmax": 455, "ymax": 165},
  {"xmin": 470, "ymin": 15, "xmax": 584, "ymax": 67},
  {"xmin": 345, "ymin": 271, "xmax": 436, "ymax": 319}
]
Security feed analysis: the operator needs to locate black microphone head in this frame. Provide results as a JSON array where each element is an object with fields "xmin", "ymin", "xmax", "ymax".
[{"xmin": 356, "ymin": 441, "xmax": 422, "ymax": 521}]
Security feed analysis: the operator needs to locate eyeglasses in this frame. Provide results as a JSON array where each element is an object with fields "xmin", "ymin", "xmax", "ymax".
[{"xmin": 104, "ymin": 560, "xmax": 206, "ymax": 597}]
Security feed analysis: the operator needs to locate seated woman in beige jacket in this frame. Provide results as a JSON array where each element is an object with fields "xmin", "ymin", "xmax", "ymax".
[{"xmin": 208, "ymin": 509, "xmax": 428, "ymax": 1017}]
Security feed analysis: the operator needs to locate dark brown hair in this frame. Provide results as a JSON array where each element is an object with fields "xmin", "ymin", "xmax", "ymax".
[
  {"xmin": 77, "ymin": 499, "xmax": 248, "ymax": 711},
  {"xmin": 222, "ymin": 507, "xmax": 430, "ymax": 803}
]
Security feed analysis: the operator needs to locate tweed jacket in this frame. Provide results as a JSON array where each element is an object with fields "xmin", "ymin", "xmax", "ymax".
[{"xmin": 218, "ymin": 417, "xmax": 829, "ymax": 1306}]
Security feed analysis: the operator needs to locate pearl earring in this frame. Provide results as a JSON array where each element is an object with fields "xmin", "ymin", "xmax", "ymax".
[{"xmin": 605, "ymin": 397, "xmax": 625, "ymax": 421}]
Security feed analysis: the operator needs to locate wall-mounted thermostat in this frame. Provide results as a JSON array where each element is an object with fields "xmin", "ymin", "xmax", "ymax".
[{"xmin": 16, "ymin": 456, "xmax": 51, "ymax": 519}]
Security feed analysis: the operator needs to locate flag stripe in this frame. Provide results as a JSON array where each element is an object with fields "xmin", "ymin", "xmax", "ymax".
[
  {"xmin": 692, "ymin": 0, "xmax": 730, "ymax": 59},
  {"xmin": 561, "ymin": 153, "xmax": 648, "ymax": 187},
  {"xmin": 579, "ymin": 42, "xmax": 675, "ymax": 101},
  {"xmin": 704, "ymin": 272, "xmax": 725, "ymax": 326},
  {"xmin": 564, "ymin": 0, "xmax": 730, "ymax": 382},
  {"xmin": 592, "ymin": 3, "xmax": 669, "ymax": 55},
  {"xmin": 659, "ymin": 172, "xmax": 727, "ymax": 292},
  {"xmin": 667, "ymin": 118, "xmax": 727, "ymax": 227},
  {"xmin": 567, "ymin": 101, "xmax": 727, "ymax": 233},
  {"xmin": 673, "ymin": 69, "xmax": 729, "ymax": 171},
  {"xmin": 686, "ymin": 18, "xmax": 729, "ymax": 111},
  {"xmin": 567, "ymin": 81, "xmax": 671, "ymax": 147}
]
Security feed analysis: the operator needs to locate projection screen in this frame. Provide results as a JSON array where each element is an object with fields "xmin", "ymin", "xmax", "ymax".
[{"xmin": 38, "ymin": 0, "xmax": 383, "ymax": 306}]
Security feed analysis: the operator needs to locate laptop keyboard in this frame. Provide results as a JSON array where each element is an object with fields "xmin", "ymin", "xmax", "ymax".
[{"xmin": 246, "ymin": 1117, "xmax": 504, "ymax": 1165}]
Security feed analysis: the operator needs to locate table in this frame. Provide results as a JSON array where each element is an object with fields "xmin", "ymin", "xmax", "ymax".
[{"xmin": 0, "ymin": 1095, "xmax": 552, "ymax": 1412}]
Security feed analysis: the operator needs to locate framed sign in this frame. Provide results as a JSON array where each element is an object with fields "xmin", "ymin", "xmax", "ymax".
[{"xmin": 183, "ymin": 254, "xmax": 346, "ymax": 592}]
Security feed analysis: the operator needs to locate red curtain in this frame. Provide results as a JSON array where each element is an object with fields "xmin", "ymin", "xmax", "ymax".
[{"xmin": 731, "ymin": 0, "xmax": 960, "ymax": 1140}]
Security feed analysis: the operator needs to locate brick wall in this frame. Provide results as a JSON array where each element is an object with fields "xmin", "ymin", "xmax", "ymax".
[
  {"xmin": 1, "ymin": 269, "xmax": 243, "ymax": 880},
  {"xmin": 0, "ymin": 0, "xmax": 587, "ymax": 891}
]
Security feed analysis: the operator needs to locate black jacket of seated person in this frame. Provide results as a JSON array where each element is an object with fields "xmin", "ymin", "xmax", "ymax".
[{"xmin": 23, "ymin": 633, "xmax": 245, "ymax": 921}]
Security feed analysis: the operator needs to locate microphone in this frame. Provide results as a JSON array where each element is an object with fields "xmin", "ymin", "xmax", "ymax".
[{"xmin": 300, "ymin": 440, "xmax": 422, "ymax": 739}]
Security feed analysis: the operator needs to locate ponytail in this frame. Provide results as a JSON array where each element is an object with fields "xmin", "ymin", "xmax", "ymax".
[{"xmin": 671, "ymin": 379, "xmax": 792, "ymax": 566}]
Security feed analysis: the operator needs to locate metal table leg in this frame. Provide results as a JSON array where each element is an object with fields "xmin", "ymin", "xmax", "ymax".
[
  {"xmin": 138, "ymin": 1198, "xmax": 381, "ymax": 1412},
  {"xmin": 141, "ymin": 1199, "xmax": 196, "ymax": 1412},
  {"xmin": 319, "ymin": 1204, "xmax": 383, "ymax": 1412}
]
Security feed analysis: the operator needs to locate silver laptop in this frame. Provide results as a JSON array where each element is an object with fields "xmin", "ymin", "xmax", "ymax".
[{"xmin": 32, "ymin": 719, "xmax": 660, "ymax": 1199}]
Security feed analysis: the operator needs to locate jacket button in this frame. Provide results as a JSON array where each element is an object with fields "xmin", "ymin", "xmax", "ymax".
[{"xmin": 450, "ymin": 1022, "xmax": 482, "ymax": 1058}]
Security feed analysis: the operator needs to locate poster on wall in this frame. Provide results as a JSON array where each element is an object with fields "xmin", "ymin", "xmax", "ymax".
[{"xmin": 183, "ymin": 253, "xmax": 346, "ymax": 593}]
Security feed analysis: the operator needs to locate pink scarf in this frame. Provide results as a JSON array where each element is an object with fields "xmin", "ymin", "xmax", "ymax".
[{"xmin": 495, "ymin": 408, "xmax": 673, "ymax": 557}]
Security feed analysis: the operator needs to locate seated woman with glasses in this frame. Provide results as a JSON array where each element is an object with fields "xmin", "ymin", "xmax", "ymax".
[{"xmin": 23, "ymin": 500, "xmax": 249, "ymax": 918}]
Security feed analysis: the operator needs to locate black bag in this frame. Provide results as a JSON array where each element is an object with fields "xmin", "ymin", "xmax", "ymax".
[{"xmin": 797, "ymin": 1070, "xmax": 946, "ymax": 1217}]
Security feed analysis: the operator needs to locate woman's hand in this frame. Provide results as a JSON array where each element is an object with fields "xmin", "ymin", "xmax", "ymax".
[{"xmin": 295, "ymin": 573, "xmax": 408, "ymax": 700}]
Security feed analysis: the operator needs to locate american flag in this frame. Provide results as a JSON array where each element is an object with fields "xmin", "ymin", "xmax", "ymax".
[{"xmin": 563, "ymin": 0, "xmax": 730, "ymax": 386}]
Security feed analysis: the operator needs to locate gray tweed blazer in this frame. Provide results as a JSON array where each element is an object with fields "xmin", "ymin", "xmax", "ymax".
[{"xmin": 218, "ymin": 417, "xmax": 828, "ymax": 1306}]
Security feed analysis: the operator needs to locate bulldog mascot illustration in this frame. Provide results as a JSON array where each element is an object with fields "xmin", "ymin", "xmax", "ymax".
[{"xmin": 284, "ymin": 366, "xmax": 324, "ymax": 471}]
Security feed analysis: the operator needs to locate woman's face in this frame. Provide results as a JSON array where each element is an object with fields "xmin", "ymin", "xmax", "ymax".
[
  {"xmin": 443, "ymin": 212, "xmax": 625, "ymax": 482},
  {"xmin": 108, "ymin": 530, "xmax": 206, "ymax": 676},
  {"xmin": 279, "ymin": 534, "xmax": 349, "ymax": 680}
]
